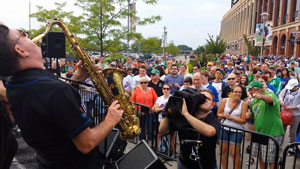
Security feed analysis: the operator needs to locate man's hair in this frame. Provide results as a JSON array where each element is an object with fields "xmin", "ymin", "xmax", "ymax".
[
  {"xmin": 171, "ymin": 64, "xmax": 178, "ymax": 69},
  {"xmin": 184, "ymin": 76, "xmax": 192, "ymax": 85},
  {"xmin": 180, "ymin": 64, "xmax": 187, "ymax": 69},
  {"xmin": 139, "ymin": 65, "xmax": 147, "ymax": 70},
  {"xmin": 263, "ymin": 71, "xmax": 272, "ymax": 77},
  {"xmin": 200, "ymin": 70, "xmax": 209, "ymax": 77},
  {"xmin": 0, "ymin": 24, "xmax": 19, "ymax": 76}
]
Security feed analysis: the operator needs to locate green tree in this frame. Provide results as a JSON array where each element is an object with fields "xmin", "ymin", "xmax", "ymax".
[
  {"xmin": 75, "ymin": 0, "xmax": 161, "ymax": 56},
  {"xmin": 166, "ymin": 42, "xmax": 181, "ymax": 55},
  {"xmin": 131, "ymin": 37, "xmax": 161, "ymax": 53},
  {"xmin": 29, "ymin": 0, "xmax": 161, "ymax": 57},
  {"xmin": 194, "ymin": 45, "xmax": 206, "ymax": 54},
  {"xmin": 177, "ymin": 44, "xmax": 192, "ymax": 51},
  {"xmin": 204, "ymin": 34, "xmax": 227, "ymax": 57},
  {"xmin": 29, "ymin": 2, "xmax": 84, "ymax": 56},
  {"xmin": 243, "ymin": 34, "xmax": 261, "ymax": 57}
]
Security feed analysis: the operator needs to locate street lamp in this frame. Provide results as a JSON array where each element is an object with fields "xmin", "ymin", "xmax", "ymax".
[
  {"xmin": 260, "ymin": 12, "xmax": 269, "ymax": 64},
  {"xmin": 127, "ymin": 0, "xmax": 131, "ymax": 56}
]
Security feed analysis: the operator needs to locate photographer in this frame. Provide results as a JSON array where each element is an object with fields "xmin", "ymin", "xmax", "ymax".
[{"xmin": 159, "ymin": 89, "xmax": 221, "ymax": 169}]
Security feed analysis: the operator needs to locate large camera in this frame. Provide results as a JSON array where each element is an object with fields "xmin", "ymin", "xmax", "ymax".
[{"xmin": 163, "ymin": 88, "xmax": 206, "ymax": 130}]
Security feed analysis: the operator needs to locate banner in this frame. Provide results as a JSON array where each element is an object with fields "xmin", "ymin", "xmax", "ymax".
[
  {"xmin": 130, "ymin": 3, "xmax": 136, "ymax": 33},
  {"xmin": 265, "ymin": 21, "xmax": 273, "ymax": 46},
  {"xmin": 254, "ymin": 23, "xmax": 263, "ymax": 46},
  {"xmin": 161, "ymin": 31, "xmax": 168, "ymax": 48}
]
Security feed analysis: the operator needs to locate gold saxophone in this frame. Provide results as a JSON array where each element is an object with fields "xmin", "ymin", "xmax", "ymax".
[{"xmin": 32, "ymin": 19, "xmax": 140, "ymax": 139}]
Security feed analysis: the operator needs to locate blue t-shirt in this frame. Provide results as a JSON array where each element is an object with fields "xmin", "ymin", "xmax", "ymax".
[
  {"xmin": 296, "ymin": 131, "xmax": 300, "ymax": 155},
  {"xmin": 267, "ymin": 84, "xmax": 276, "ymax": 94},
  {"xmin": 225, "ymin": 68, "xmax": 234, "ymax": 74},
  {"xmin": 280, "ymin": 77, "xmax": 291, "ymax": 89},
  {"xmin": 164, "ymin": 74, "xmax": 184, "ymax": 94}
]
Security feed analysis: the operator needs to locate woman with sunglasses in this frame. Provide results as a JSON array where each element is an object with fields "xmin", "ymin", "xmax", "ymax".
[
  {"xmin": 153, "ymin": 84, "xmax": 174, "ymax": 155},
  {"xmin": 217, "ymin": 86, "xmax": 247, "ymax": 169},
  {"xmin": 131, "ymin": 77, "xmax": 158, "ymax": 147}
]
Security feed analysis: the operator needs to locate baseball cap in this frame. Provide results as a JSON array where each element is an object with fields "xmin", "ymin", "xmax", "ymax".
[
  {"xmin": 290, "ymin": 61, "xmax": 296, "ymax": 64},
  {"xmin": 238, "ymin": 66, "xmax": 245, "ymax": 71},
  {"xmin": 269, "ymin": 66, "xmax": 276, "ymax": 70},
  {"xmin": 216, "ymin": 68, "xmax": 225, "ymax": 75},
  {"xmin": 150, "ymin": 69, "xmax": 160, "ymax": 75},
  {"xmin": 207, "ymin": 62, "xmax": 213, "ymax": 66},
  {"xmin": 246, "ymin": 81, "xmax": 264, "ymax": 89},
  {"xmin": 285, "ymin": 79, "xmax": 299, "ymax": 90}
]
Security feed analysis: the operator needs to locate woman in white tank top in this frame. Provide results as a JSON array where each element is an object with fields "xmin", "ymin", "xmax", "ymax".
[{"xmin": 217, "ymin": 86, "xmax": 247, "ymax": 169}]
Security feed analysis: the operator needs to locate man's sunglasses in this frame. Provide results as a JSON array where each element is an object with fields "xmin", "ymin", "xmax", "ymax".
[{"xmin": 14, "ymin": 29, "xmax": 28, "ymax": 46}]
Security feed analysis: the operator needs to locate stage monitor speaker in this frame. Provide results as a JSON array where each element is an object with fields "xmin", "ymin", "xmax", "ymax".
[
  {"xmin": 98, "ymin": 128, "xmax": 127, "ymax": 161},
  {"xmin": 41, "ymin": 32, "xmax": 66, "ymax": 58},
  {"xmin": 116, "ymin": 140, "xmax": 166, "ymax": 169}
]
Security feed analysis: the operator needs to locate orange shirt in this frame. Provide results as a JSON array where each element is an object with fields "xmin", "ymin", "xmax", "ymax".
[{"xmin": 131, "ymin": 87, "xmax": 158, "ymax": 111}]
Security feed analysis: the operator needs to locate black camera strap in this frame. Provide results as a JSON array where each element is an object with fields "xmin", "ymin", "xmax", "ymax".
[{"xmin": 221, "ymin": 99, "xmax": 241, "ymax": 123}]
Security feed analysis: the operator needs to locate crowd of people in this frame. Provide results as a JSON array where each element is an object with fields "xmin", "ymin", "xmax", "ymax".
[{"xmin": 1, "ymin": 20, "xmax": 300, "ymax": 169}]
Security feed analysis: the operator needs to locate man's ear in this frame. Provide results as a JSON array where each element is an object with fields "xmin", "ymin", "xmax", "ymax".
[{"xmin": 14, "ymin": 45, "xmax": 28, "ymax": 58}]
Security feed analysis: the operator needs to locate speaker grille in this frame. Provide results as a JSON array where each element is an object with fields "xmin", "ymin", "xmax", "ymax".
[{"xmin": 117, "ymin": 141, "xmax": 156, "ymax": 169}]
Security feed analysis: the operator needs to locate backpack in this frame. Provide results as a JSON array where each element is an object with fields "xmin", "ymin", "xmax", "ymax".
[{"xmin": 158, "ymin": 136, "xmax": 171, "ymax": 158}]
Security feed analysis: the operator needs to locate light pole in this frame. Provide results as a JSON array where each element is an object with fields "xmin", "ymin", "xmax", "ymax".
[
  {"xmin": 260, "ymin": 12, "xmax": 269, "ymax": 64},
  {"xmin": 127, "ymin": 0, "xmax": 131, "ymax": 57},
  {"xmin": 162, "ymin": 26, "xmax": 167, "ymax": 56}
]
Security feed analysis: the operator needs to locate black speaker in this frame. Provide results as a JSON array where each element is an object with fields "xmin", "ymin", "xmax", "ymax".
[
  {"xmin": 98, "ymin": 128, "xmax": 127, "ymax": 161},
  {"xmin": 41, "ymin": 32, "xmax": 66, "ymax": 58},
  {"xmin": 116, "ymin": 140, "xmax": 166, "ymax": 169}
]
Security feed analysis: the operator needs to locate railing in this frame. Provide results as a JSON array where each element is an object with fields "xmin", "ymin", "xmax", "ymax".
[
  {"xmin": 281, "ymin": 142, "xmax": 300, "ymax": 169},
  {"xmin": 79, "ymin": 89, "xmax": 299, "ymax": 169},
  {"xmin": 219, "ymin": 124, "xmax": 280, "ymax": 169}
]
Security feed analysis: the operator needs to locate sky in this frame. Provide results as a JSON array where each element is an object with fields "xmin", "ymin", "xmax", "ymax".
[{"xmin": 0, "ymin": 0, "xmax": 230, "ymax": 50}]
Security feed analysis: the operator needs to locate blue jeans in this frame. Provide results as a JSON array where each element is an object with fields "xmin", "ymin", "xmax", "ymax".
[
  {"xmin": 219, "ymin": 128, "xmax": 244, "ymax": 145},
  {"xmin": 139, "ymin": 113, "xmax": 153, "ymax": 141}
]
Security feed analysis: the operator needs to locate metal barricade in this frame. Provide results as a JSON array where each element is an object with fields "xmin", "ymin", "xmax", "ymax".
[
  {"xmin": 281, "ymin": 142, "xmax": 300, "ymax": 169},
  {"xmin": 79, "ymin": 89, "xmax": 106, "ymax": 124},
  {"xmin": 218, "ymin": 124, "xmax": 281, "ymax": 169},
  {"xmin": 132, "ymin": 102, "xmax": 177, "ymax": 161},
  {"xmin": 78, "ymin": 89, "xmax": 288, "ymax": 168}
]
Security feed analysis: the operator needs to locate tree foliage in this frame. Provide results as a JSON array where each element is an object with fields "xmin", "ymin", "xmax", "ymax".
[
  {"xmin": 243, "ymin": 34, "xmax": 261, "ymax": 57},
  {"xmin": 194, "ymin": 45, "xmax": 206, "ymax": 54},
  {"xmin": 29, "ymin": 0, "xmax": 161, "ymax": 56},
  {"xmin": 204, "ymin": 34, "xmax": 227, "ymax": 56},
  {"xmin": 166, "ymin": 41, "xmax": 181, "ymax": 55},
  {"xmin": 177, "ymin": 45, "xmax": 192, "ymax": 51}
]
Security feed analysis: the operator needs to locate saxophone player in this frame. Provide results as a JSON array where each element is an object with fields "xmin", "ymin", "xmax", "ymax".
[{"xmin": 0, "ymin": 24, "xmax": 124, "ymax": 169}]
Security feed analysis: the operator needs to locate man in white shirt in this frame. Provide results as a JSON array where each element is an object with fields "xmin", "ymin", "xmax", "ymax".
[
  {"xmin": 123, "ymin": 68, "xmax": 135, "ymax": 94},
  {"xmin": 97, "ymin": 56, "xmax": 108, "ymax": 70},
  {"xmin": 133, "ymin": 65, "xmax": 150, "ymax": 86}
]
